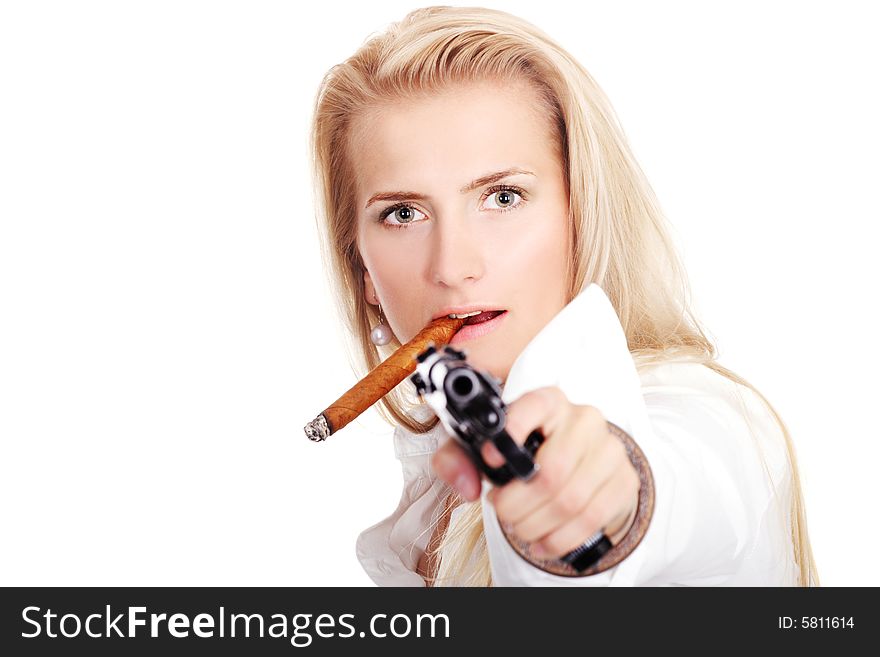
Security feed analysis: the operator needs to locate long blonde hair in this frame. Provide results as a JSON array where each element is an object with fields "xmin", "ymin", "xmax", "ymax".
[{"xmin": 309, "ymin": 5, "xmax": 819, "ymax": 586}]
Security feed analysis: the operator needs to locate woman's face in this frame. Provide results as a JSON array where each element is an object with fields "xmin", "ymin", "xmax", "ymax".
[{"xmin": 352, "ymin": 80, "xmax": 571, "ymax": 384}]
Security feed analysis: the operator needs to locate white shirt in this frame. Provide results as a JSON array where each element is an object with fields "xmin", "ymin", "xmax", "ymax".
[{"xmin": 356, "ymin": 284, "xmax": 798, "ymax": 586}]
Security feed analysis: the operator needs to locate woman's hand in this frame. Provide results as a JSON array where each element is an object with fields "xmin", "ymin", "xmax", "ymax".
[{"xmin": 431, "ymin": 386, "xmax": 640, "ymax": 559}]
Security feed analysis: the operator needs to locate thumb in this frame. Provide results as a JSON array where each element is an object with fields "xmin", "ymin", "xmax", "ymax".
[{"xmin": 432, "ymin": 439, "xmax": 482, "ymax": 502}]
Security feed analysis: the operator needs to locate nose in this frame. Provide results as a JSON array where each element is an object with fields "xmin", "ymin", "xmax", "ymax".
[{"xmin": 428, "ymin": 212, "xmax": 486, "ymax": 288}]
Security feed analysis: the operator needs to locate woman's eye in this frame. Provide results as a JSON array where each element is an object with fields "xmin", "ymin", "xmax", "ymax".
[
  {"xmin": 483, "ymin": 187, "xmax": 525, "ymax": 211},
  {"xmin": 380, "ymin": 205, "xmax": 427, "ymax": 228}
]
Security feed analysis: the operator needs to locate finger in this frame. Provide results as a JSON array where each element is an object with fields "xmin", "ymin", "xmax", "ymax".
[
  {"xmin": 487, "ymin": 387, "xmax": 577, "ymax": 512},
  {"xmin": 492, "ymin": 402, "xmax": 608, "ymax": 524},
  {"xmin": 479, "ymin": 387, "xmax": 568, "ymax": 470},
  {"xmin": 529, "ymin": 470, "xmax": 636, "ymax": 559},
  {"xmin": 432, "ymin": 439, "xmax": 481, "ymax": 501},
  {"xmin": 507, "ymin": 432, "xmax": 626, "ymax": 541},
  {"xmin": 481, "ymin": 386, "xmax": 574, "ymax": 506},
  {"xmin": 504, "ymin": 386, "xmax": 573, "ymax": 447}
]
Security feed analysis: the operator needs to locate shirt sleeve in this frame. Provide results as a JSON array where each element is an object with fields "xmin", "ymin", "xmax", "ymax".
[
  {"xmin": 482, "ymin": 366, "xmax": 795, "ymax": 586},
  {"xmin": 480, "ymin": 284, "xmax": 795, "ymax": 586}
]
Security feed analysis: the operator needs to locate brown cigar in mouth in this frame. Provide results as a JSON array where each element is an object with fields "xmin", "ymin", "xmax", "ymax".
[{"xmin": 304, "ymin": 315, "xmax": 466, "ymax": 441}]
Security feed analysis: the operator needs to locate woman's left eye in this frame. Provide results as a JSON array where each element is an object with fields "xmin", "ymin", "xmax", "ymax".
[{"xmin": 482, "ymin": 185, "xmax": 526, "ymax": 212}]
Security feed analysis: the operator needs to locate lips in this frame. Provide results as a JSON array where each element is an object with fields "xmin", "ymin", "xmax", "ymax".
[{"xmin": 463, "ymin": 310, "xmax": 505, "ymax": 325}]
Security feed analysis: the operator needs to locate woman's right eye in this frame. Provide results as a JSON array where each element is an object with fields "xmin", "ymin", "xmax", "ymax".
[{"xmin": 378, "ymin": 204, "xmax": 427, "ymax": 229}]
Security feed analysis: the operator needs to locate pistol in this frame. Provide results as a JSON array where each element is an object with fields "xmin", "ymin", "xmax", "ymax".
[{"xmin": 410, "ymin": 343, "xmax": 612, "ymax": 571}]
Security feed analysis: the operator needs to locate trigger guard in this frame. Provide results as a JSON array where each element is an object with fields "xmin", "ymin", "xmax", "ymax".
[
  {"xmin": 465, "ymin": 441, "xmax": 517, "ymax": 486},
  {"xmin": 460, "ymin": 429, "xmax": 546, "ymax": 486}
]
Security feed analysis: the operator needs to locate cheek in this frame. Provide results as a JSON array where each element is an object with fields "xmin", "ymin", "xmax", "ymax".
[
  {"xmin": 360, "ymin": 235, "xmax": 414, "ymax": 292},
  {"xmin": 360, "ymin": 239, "xmax": 425, "ymax": 336},
  {"xmin": 499, "ymin": 216, "xmax": 569, "ymax": 281},
  {"xmin": 511, "ymin": 222, "xmax": 570, "ymax": 318}
]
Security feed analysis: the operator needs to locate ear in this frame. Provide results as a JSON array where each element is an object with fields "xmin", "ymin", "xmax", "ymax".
[{"xmin": 363, "ymin": 269, "xmax": 377, "ymax": 306}]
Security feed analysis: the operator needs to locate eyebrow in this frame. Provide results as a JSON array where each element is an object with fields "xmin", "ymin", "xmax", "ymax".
[{"xmin": 364, "ymin": 167, "xmax": 535, "ymax": 210}]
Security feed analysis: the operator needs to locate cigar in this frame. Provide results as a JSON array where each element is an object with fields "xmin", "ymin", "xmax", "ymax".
[{"xmin": 304, "ymin": 315, "xmax": 466, "ymax": 441}]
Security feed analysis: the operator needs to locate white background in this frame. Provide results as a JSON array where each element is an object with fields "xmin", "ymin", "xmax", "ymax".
[{"xmin": 1, "ymin": 1, "xmax": 877, "ymax": 586}]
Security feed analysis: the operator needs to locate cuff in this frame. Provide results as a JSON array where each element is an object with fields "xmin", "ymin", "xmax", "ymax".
[{"xmin": 499, "ymin": 420, "xmax": 655, "ymax": 577}]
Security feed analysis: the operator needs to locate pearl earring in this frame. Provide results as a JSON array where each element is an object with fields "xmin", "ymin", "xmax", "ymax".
[{"xmin": 370, "ymin": 302, "xmax": 393, "ymax": 346}]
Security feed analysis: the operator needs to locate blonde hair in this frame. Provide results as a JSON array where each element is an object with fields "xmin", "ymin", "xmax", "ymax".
[{"xmin": 309, "ymin": 5, "xmax": 819, "ymax": 586}]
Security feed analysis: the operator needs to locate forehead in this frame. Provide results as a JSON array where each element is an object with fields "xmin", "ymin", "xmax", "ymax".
[{"xmin": 349, "ymin": 81, "xmax": 557, "ymax": 200}]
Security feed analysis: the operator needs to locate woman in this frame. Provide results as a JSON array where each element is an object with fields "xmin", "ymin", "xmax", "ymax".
[{"xmin": 309, "ymin": 6, "xmax": 819, "ymax": 586}]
